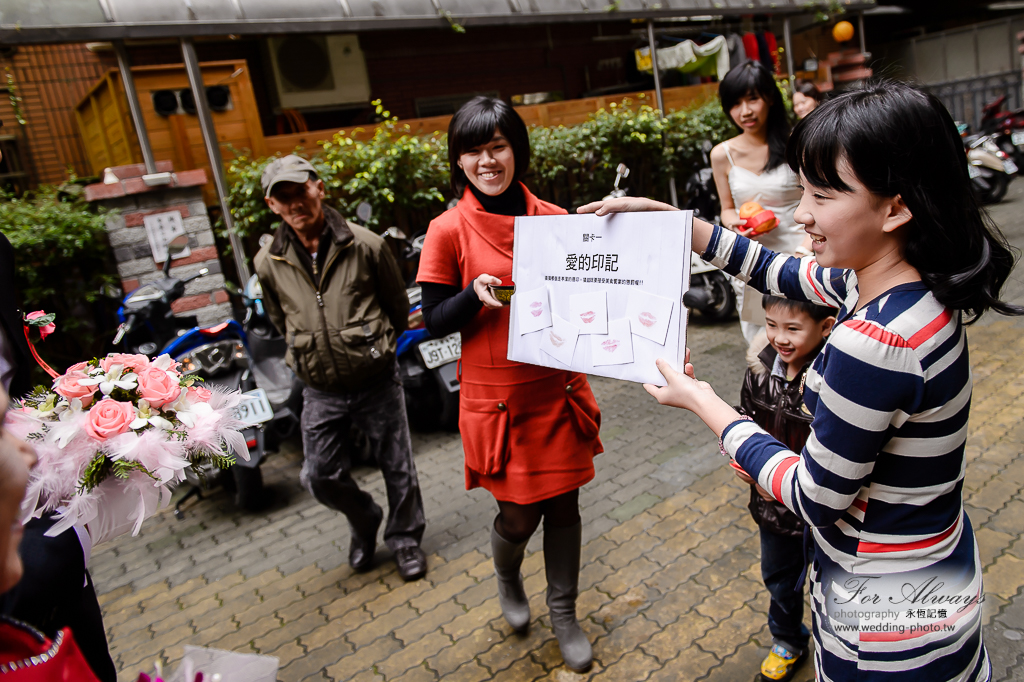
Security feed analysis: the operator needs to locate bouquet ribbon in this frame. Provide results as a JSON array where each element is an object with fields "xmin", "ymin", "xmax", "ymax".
[{"xmin": 23, "ymin": 323, "xmax": 60, "ymax": 379}]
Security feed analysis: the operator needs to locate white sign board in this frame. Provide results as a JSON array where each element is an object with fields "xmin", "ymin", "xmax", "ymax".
[
  {"xmin": 508, "ymin": 211, "xmax": 691, "ymax": 386},
  {"xmin": 143, "ymin": 211, "xmax": 190, "ymax": 263}
]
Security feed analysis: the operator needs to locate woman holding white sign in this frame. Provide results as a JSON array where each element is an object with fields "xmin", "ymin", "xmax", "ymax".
[
  {"xmin": 417, "ymin": 97, "xmax": 603, "ymax": 672},
  {"xmin": 579, "ymin": 80, "xmax": 1020, "ymax": 681}
]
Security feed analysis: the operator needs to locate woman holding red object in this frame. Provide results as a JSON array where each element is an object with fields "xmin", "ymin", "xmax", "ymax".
[
  {"xmin": 712, "ymin": 61, "xmax": 810, "ymax": 341},
  {"xmin": 416, "ymin": 96, "xmax": 603, "ymax": 672}
]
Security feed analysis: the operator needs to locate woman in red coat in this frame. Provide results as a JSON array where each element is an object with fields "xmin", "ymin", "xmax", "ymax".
[{"xmin": 417, "ymin": 97, "xmax": 603, "ymax": 672}]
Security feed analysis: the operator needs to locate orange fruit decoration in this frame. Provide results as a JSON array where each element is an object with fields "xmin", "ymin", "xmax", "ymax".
[
  {"xmin": 737, "ymin": 201, "xmax": 779, "ymax": 234},
  {"xmin": 832, "ymin": 20, "xmax": 855, "ymax": 43},
  {"xmin": 739, "ymin": 202, "xmax": 762, "ymax": 219}
]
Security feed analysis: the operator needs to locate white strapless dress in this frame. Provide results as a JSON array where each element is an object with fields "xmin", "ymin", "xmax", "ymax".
[
  {"xmin": 723, "ymin": 141, "xmax": 806, "ymax": 340},
  {"xmin": 724, "ymin": 141, "xmax": 805, "ymax": 255}
]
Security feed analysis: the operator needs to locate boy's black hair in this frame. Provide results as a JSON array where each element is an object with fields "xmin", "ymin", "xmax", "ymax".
[{"xmin": 762, "ymin": 294, "xmax": 837, "ymax": 322}]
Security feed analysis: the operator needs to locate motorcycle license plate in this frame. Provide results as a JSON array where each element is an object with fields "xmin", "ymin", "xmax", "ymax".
[
  {"xmin": 1012, "ymin": 131, "xmax": 1024, "ymax": 146},
  {"xmin": 968, "ymin": 164, "xmax": 981, "ymax": 178},
  {"xmin": 419, "ymin": 333, "xmax": 461, "ymax": 369},
  {"xmin": 1005, "ymin": 159, "xmax": 1019, "ymax": 174},
  {"xmin": 234, "ymin": 388, "xmax": 274, "ymax": 425}
]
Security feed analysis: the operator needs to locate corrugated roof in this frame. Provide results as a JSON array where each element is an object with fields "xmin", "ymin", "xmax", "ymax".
[{"xmin": 0, "ymin": 0, "xmax": 875, "ymax": 44}]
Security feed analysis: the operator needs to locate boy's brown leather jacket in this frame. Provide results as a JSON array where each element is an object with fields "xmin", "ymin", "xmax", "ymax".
[{"xmin": 738, "ymin": 343, "xmax": 821, "ymax": 538}]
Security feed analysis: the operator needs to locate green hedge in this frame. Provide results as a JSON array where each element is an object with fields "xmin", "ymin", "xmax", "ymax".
[
  {"xmin": 0, "ymin": 186, "xmax": 120, "ymax": 379},
  {"xmin": 224, "ymin": 96, "xmax": 736, "ymax": 242}
]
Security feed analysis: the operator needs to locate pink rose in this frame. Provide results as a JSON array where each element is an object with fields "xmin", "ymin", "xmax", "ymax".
[
  {"xmin": 54, "ymin": 371, "xmax": 97, "ymax": 407},
  {"xmin": 100, "ymin": 353, "xmax": 150, "ymax": 374},
  {"xmin": 137, "ymin": 367, "xmax": 182, "ymax": 408},
  {"xmin": 84, "ymin": 399, "xmax": 135, "ymax": 441},
  {"xmin": 25, "ymin": 311, "xmax": 56, "ymax": 340},
  {"xmin": 187, "ymin": 386, "xmax": 212, "ymax": 403},
  {"xmin": 65, "ymin": 361, "xmax": 92, "ymax": 374}
]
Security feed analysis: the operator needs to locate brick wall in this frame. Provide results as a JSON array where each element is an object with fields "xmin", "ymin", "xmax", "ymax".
[
  {"xmin": 0, "ymin": 43, "xmax": 114, "ymax": 185},
  {"xmin": 86, "ymin": 167, "xmax": 231, "ymax": 328}
]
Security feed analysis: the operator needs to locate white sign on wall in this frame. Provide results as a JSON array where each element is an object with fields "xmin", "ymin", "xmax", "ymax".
[
  {"xmin": 143, "ymin": 211, "xmax": 191, "ymax": 263},
  {"xmin": 508, "ymin": 211, "xmax": 692, "ymax": 386}
]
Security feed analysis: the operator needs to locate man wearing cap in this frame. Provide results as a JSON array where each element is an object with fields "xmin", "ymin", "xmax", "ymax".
[{"xmin": 254, "ymin": 155, "xmax": 427, "ymax": 580}]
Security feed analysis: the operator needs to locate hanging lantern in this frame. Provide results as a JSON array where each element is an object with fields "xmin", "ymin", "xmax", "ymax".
[{"xmin": 832, "ymin": 21, "xmax": 855, "ymax": 43}]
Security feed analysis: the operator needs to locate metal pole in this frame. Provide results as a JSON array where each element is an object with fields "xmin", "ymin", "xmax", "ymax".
[
  {"xmin": 647, "ymin": 20, "xmax": 678, "ymax": 207},
  {"xmin": 647, "ymin": 20, "xmax": 665, "ymax": 113},
  {"xmin": 180, "ymin": 37, "xmax": 251, "ymax": 282},
  {"xmin": 784, "ymin": 17, "xmax": 795, "ymax": 94},
  {"xmin": 858, "ymin": 11, "xmax": 867, "ymax": 56},
  {"xmin": 113, "ymin": 40, "xmax": 157, "ymax": 175}
]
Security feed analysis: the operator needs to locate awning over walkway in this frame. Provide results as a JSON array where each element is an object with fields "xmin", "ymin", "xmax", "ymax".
[{"xmin": 1, "ymin": 0, "xmax": 875, "ymax": 44}]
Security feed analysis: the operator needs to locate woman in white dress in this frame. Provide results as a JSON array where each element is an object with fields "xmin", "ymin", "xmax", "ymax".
[{"xmin": 711, "ymin": 61, "xmax": 809, "ymax": 341}]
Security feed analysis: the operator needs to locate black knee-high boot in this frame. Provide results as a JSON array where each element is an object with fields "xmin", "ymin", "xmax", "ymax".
[
  {"xmin": 491, "ymin": 520, "xmax": 531, "ymax": 632},
  {"xmin": 544, "ymin": 522, "xmax": 592, "ymax": 672}
]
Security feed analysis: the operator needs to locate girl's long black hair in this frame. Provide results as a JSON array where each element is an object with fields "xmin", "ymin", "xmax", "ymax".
[
  {"xmin": 447, "ymin": 96, "xmax": 530, "ymax": 196},
  {"xmin": 718, "ymin": 60, "xmax": 791, "ymax": 173},
  {"xmin": 788, "ymin": 78, "xmax": 1023, "ymax": 323}
]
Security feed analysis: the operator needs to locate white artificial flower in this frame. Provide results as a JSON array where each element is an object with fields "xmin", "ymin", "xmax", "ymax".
[
  {"xmin": 130, "ymin": 399, "xmax": 174, "ymax": 431},
  {"xmin": 79, "ymin": 364, "xmax": 138, "ymax": 395}
]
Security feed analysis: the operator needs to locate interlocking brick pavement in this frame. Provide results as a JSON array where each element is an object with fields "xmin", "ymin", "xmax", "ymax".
[{"xmin": 90, "ymin": 182, "xmax": 1024, "ymax": 681}]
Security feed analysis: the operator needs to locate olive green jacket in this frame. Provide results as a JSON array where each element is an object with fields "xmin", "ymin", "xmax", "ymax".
[{"xmin": 254, "ymin": 205, "xmax": 409, "ymax": 392}]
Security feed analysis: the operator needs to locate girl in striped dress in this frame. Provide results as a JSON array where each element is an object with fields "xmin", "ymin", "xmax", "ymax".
[{"xmin": 579, "ymin": 80, "xmax": 1022, "ymax": 680}]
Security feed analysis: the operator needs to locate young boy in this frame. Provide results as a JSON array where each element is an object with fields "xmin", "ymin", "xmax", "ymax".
[{"xmin": 734, "ymin": 295, "xmax": 836, "ymax": 682}]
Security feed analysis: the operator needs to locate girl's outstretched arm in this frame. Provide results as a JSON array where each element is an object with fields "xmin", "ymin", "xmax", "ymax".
[
  {"xmin": 578, "ymin": 198, "xmax": 847, "ymax": 309},
  {"xmin": 576, "ymin": 197, "xmax": 717, "ymax": 256},
  {"xmin": 643, "ymin": 353, "xmax": 741, "ymax": 438}
]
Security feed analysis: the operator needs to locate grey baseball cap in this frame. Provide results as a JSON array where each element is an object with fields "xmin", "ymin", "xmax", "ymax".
[{"xmin": 261, "ymin": 155, "xmax": 317, "ymax": 198}]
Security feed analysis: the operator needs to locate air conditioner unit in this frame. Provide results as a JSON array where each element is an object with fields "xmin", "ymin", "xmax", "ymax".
[{"xmin": 268, "ymin": 34, "xmax": 371, "ymax": 110}]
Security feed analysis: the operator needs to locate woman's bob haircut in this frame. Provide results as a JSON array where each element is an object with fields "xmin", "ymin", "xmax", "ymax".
[
  {"xmin": 718, "ymin": 60, "xmax": 791, "ymax": 172},
  {"xmin": 788, "ymin": 78, "xmax": 1023, "ymax": 323},
  {"xmin": 447, "ymin": 96, "xmax": 530, "ymax": 196}
]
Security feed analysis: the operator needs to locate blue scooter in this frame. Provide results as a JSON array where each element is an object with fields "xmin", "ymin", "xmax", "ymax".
[{"xmin": 111, "ymin": 235, "xmax": 272, "ymax": 513}]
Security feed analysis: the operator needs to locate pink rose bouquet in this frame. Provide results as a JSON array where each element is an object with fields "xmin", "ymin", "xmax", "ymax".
[{"xmin": 7, "ymin": 352, "xmax": 248, "ymax": 538}]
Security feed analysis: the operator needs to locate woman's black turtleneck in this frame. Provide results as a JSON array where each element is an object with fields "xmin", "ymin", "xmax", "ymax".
[
  {"xmin": 467, "ymin": 182, "xmax": 527, "ymax": 217},
  {"xmin": 419, "ymin": 184, "xmax": 526, "ymax": 338}
]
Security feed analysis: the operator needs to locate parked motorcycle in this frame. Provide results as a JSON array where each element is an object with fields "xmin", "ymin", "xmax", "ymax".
[
  {"xmin": 978, "ymin": 96, "xmax": 1024, "ymax": 171},
  {"xmin": 960, "ymin": 125, "xmax": 1016, "ymax": 204},
  {"xmin": 679, "ymin": 147, "xmax": 736, "ymax": 321},
  {"xmin": 354, "ymin": 203, "xmax": 460, "ymax": 431},
  {"xmin": 228, "ymin": 260, "xmax": 304, "ymax": 453},
  {"xmin": 112, "ymin": 235, "xmax": 273, "ymax": 513}
]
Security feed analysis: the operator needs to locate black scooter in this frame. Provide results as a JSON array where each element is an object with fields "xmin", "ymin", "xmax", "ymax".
[
  {"xmin": 682, "ymin": 142, "xmax": 735, "ymax": 321},
  {"xmin": 112, "ymin": 235, "xmax": 271, "ymax": 512}
]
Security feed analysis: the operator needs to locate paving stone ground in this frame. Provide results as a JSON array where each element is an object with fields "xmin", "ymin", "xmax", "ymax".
[{"xmin": 91, "ymin": 183, "xmax": 1024, "ymax": 681}]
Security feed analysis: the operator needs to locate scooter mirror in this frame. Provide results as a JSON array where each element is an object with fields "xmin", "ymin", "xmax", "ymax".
[
  {"xmin": 356, "ymin": 201, "xmax": 373, "ymax": 224},
  {"xmin": 383, "ymin": 227, "xmax": 407, "ymax": 240},
  {"xmin": 163, "ymin": 234, "xmax": 190, "ymax": 275},
  {"xmin": 166, "ymin": 234, "xmax": 189, "ymax": 258}
]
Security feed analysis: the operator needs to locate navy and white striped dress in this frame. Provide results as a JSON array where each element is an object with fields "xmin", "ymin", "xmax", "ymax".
[{"xmin": 706, "ymin": 226, "xmax": 989, "ymax": 681}]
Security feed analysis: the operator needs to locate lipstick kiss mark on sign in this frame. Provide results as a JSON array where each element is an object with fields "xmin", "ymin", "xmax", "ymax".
[
  {"xmin": 601, "ymin": 339, "xmax": 620, "ymax": 353},
  {"xmin": 579, "ymin": 311, "xmax": 596, "ymax": 325},
  {"xmin": 638, "ymin": 312, "xmax": 657, "ymax": 328},
  {"xmin": 549, "ymin": 331, "xmax": 565, "ymax": 347},
  {"xmin": 530, "ymin": 301, "xmax": 544, "ymax": 318}
]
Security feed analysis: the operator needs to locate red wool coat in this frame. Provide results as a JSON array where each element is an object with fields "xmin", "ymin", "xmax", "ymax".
[
  {"xmin": 417, "ymin": 185, "xmax": 603, "ymax": 503},
  {"xmin": 0, "ymin": 620, "xmax": 101, "ymax": 681}
]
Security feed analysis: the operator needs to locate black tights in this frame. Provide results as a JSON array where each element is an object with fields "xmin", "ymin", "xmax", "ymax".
[{"xmin": 494, "ymin": 488, "xmax": 581, "ymax": 544}]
